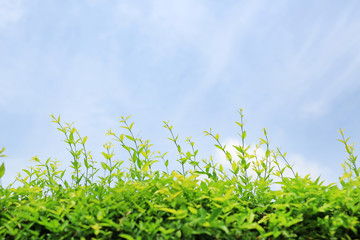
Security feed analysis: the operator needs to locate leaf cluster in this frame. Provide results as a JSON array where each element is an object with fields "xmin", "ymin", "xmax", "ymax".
[{"xmin": 0, "ymin": 109, "xmax": 359, "ymax": 239}]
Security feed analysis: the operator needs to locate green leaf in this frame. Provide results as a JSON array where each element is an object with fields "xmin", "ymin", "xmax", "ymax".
[
  {"xmin": 200, "ymin": 181, "xmax": 208, "ymax": 191},
  {"xmin": 247, "ymin": 208, "xmax": 255, "ymax": 223},
  {"xmin": 208, "ymin": 208, "xmax": 222, "ymax": 222},
  {"xmin": 23, "ymin": 169, "xmax": 31, "ymax": 176},
  {"xmin": 125, "ymin": 135, "xmax": 134, "ymax": 141},
  {"xmin": 231, "ymin": 161, "xmax": 237, "ymax": 172},
  {"xmin": 132, "ymin": 152, "xmax": 137, "ymax": 163},
  {"xmin": 235, "ymin": 121, "xmax": 243, "ymax": 127},
  {"xmin": 265, "ymin": 149, "xmax": 271, "ymax": 158},
  {"xmin": 242, "ymin": 131, "xmax": 247, "ymax": 139},
  {"xmin": 259, "ymin": 138, "xmax": 267, "ymax": 145},
  {"xmin": 0, "ymin": 162, "xmax": 5, "ymax": 178},
  {"xmin": 97, "ymin": 211, "xmax": 103, "ymax": 221},
  {"xmin": 0, "ymin": 147, "xmax": 6, "ymax": 155},
  {"xmin": 226, "ymin": 152, "xmax": 232, "ymax": 161},
  {"xmin": 158, "ymin": 227, "xmax": 176, "ymax": 235},
  {"xmin": 69, "ymin": 131, "xmax": 74, "ymax": 143},
  {"xmin": 101, "ymin": 162, "xmax": 109, "ymax": 171},
  {"xmin": 119, "ymin": 234, "xmax": 135, "ymax": 240},
  {"xmin": 71, "ymin": 127, "xmax": 76, "ymax": 134},
  {"xmin": 188, "ymin": 206, "xmax": 197, "ymax": 214},
  {"xmin": 101, "ymin": 152, "xmax": 110, "ymax": 159},
  {"xmin": 57, "ymin": 127, "xmax": 66, "ymax": 134},
  {"xmin": 318, "ymin": 203, "xmax": 332, "ymax": 212},
  {"xmin": 159, "ymin": 207, "xmax": 177, "ymax": 214},
  {"xmin": 199, "ymin": 207, "xmax": 207, "ymax": 219},
  {"xmin": 137, "ymin": 158, "xmax": 142, "ymax": 169},
  {"xmin": 214, "ymin": 144, "xmax": 223, "ymax": 151},
  {"xmin": 82, "ymin": 136, "xmax": 88, "ymax": 144}
]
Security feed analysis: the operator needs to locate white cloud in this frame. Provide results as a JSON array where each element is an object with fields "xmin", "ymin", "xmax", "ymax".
[
  {"xmin": 0, "ymin": 0, "xmax": 24, "ymax": 30},
  {"xmin": 213, "ymin": 138, "xmax": 264, "ymax": 180},
  {"xmin": 285, "ymin": 4, "xmax": 360, "ymax": 118},
  {"xmin": 114, "ymin": 0, "xmax": 207, "ymax": 53},
  {"xmin": 300, "ymin": 98, "xmax": 328, "ymax": 118},
  {"xmin": 171, "ymin": 1, "xmax": 269, "ymax": 122},
  {"xmin": 0, "ymin": 78, "xmax": 31, "ymax": 109},
  {"xmin": 213, "ymin": 138, "xmax": 333, "ymax": 184},
  {"xmin": 284, "ymin": 153, "xmax": 331, "ymax": 181},
  {"xmin": 113, "ymin": 1, "xmax": 272, "ymax": 123},
  {"xmin": 214, "ymin": 138, "xmax": 240, "ymax": 169}
]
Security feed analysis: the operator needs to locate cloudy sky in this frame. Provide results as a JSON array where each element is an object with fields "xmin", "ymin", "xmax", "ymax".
[{"xmin": 1, "ymin": 1, "xmax": 360, "ymax": 187}]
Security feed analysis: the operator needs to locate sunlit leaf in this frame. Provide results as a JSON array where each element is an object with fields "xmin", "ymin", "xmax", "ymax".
[{"xmin": 0, "ymin": 163, "xmax": 5, "ymax": 178}]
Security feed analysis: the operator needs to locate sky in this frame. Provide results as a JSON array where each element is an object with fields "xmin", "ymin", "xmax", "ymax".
[{"xmin": 1, "ymin": 1, "xmax": 360, "ymax": 187}]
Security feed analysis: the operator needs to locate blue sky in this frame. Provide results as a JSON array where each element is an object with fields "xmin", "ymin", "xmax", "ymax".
[{"xmin": 1, "ymin": 1, "xmax": 360, "ymax": 187}]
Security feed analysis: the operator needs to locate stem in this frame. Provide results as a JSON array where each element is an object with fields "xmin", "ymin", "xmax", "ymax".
[{"xmin": 163, "ymin": 121, "xmax": 187, "ymax": 176}]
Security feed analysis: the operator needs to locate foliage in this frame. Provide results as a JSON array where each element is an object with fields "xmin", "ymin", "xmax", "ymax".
[{"xmin": 0, "ymin": 109, "xmax": 359, "ymax": 239}]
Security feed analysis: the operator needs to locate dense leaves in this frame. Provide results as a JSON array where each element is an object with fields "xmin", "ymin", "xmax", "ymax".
[
  {"xmin": 0, "ymin": 110, "xmax": 359, "ymax": 239},
  {"xmin": 1, "ymin": 174, "xmax": 360, "ymax": 239}
]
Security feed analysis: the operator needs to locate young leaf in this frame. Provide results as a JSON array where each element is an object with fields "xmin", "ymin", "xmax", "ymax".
[
  {"xmin": 101, "ymin": 162, "xmax": 109, "ymax": 171},
  {"xmin": 215, "ymin": 133, "xmax": 220, "ymax": 140},
  {"xmin": 0, "ymin": 163, "xmax": 5, "ymax": 178},
  {"xmin": 0, "ymin": 147, "xmax": 6, "ymax": 155},
  {"xmin": 242, "ymin": 131, "xmax": 247, "ymax": 139},
  {"xmin": 235, "ymin": 121, "xmax": 243, "ymax": 127},
  {"xmin": 259, "ymin": 138, "xmax": 267, "ymax": 145},
  {"xmin": 119, "ymin": 234, "xmax": 135, "ymax": 240},
  {"xmin": 265, "ymin": 149, "xmax": 271, "ymax": 158},
  {"xmin": 125, "ymin": 135, "xmax": 134, "ymax": 141},
  {"xmin": 208, "ymin": 208, "xmax": 222, "ymax": 222},
  {"xmin": 101, "ymin": 152, "xmax": 110, "ymax": 160},
  {"xmin": 214, "ymin": 144, "xmax": 223, "ymax": 151}
]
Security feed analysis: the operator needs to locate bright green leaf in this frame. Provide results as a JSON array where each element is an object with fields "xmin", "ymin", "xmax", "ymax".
[
  {"xmin": 242, "ymin": 131, "xmax": 247, "ymax": 139},
  {"xmin": 101, "ymin": 162, "xmax": 109, "ymax": 171},
  {"xmin": 208, "ymin": 208, "xmax": 222, "ymax": 222},
  {"xmin": 119, "ymin": 234, "xmax": 135, "ymax": 240},
  {"xmin": 125, "ymin": 135, "xmax": 134, "ymax": 141},
  {"xmin": 0, "ymin": 163, "xmax": 5, "ymax": 178}
]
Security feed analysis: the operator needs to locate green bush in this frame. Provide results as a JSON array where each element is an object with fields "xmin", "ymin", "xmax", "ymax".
[{"xmin": 0, "ymin": 109, "xmax": 359, "ymax": 239}]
